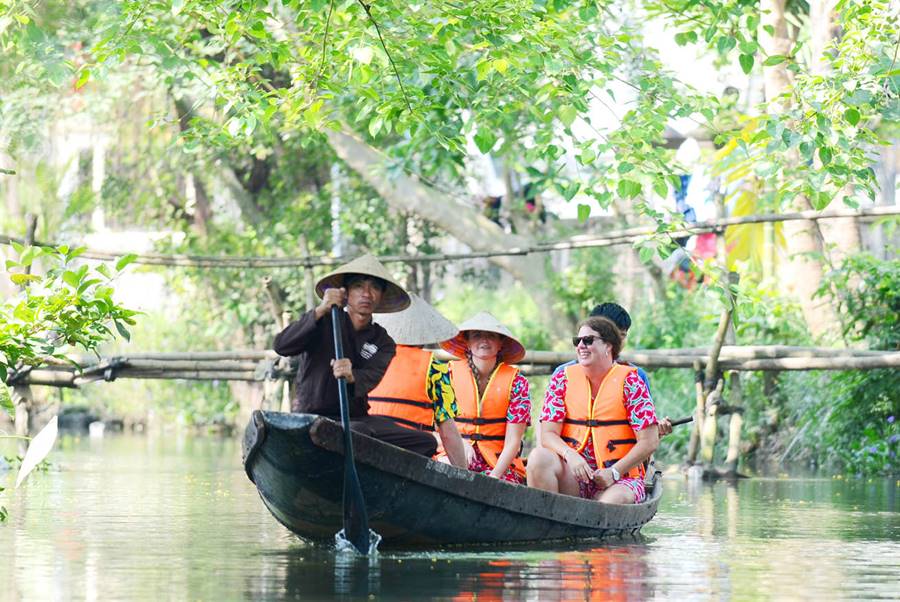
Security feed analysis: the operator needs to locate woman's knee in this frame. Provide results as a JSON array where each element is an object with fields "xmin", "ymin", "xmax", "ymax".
[
  {"xmin": 526, "ymin": 447, "xmax": 560, "ymax": 474},
  {"xmin": 595, "ymin": 484, "xmax": 636, "ymax": 505}
]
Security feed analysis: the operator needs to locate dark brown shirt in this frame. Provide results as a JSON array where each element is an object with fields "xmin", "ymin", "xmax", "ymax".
[{"xmin": 273, "ymin": 308, "xmax": 396, "ymax": 418}]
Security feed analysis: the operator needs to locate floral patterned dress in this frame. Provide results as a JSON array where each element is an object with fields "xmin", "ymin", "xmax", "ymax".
[
  {"xmin": 540, "ymin": 366, "xmax": 657, "ymax": 501},
  {"xmin": 468, "ymin": 372, "xmax": 532, "ymax": 484}
]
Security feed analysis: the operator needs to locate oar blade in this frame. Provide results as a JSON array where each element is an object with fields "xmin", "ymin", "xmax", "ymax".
[{"xmin": 343, "ymin": 458, "xmax": 371, "ymax": 554}]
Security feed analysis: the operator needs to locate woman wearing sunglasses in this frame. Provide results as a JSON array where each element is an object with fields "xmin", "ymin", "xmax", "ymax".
[
  {"xmin": 438, "ymin": 312, "xmax": 531, "ymax": 484},
  {"xmin": 526, "ymin": 316, "xmax": 660, "ymax": 503}
]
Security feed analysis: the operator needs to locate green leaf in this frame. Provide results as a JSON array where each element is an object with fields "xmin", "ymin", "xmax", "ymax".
[
  {"xmin": 558, "ymin": 104, "xmax": 577, "ymax": 128},
  {"xmin": 578, "ymin": 148, "xmax": 596, "ymax": 165},
  {"xmin": 638, "ymin": 245, "xmax": 655, "ymax": 263},
  {"xmin": 812, "ymin": 190, "xmax": 833, "ymax": 210},
  {"xmin": 9, "ymin": 273, "xmax": 40, "ymax": 285},
  {"xmin": 114, "ymin": 321, "xmax": 131, "ymax": 341},
  {"xmin": 653, "ymin": 178, "xmax": 668, "ymax": 198},
  {"xmin": 77, "ymin": 278, "xmax": 101, "ymax": 295},
  {"xmin": 844, "ymin": 108, "xmax": 860, "ymax": 126},
  {"xmin": 473, "ymin": 128, "xmax": 497, "ymax": 154},
  {"xmin": 75, "ymin": 68, "xmax": 91, "ymax": 90},
  {"xmin": 62, "ymin": 270, "xmax": 81, "ymax": 288},
  {"xmin": 617, "ymin": 179, "xmax": 642, "ymax": 198},
  {"xmin": 19, "ymin": 247, "xmax": 35, "ymax": 267},
  {"xmin": 491, "ymin": 58, "xmax": 509, "ymax": 74},
  {"xmin": 739, "ymin": 40, "xmax": 758, "ymax": 55},
  {"xmin": 577, "ymin": 204, "xmax": 591, "ymax": 222},
  {"xmin": 763, "ymin": 55, "xmax": 787, "ymax": 66},
  {"xmin": 115, "ymin": 253, "xmax": 138, "ymax": 271},
  {"xmin": 475, "ymin": 59, "xmax": 492, "ymax": 81},
  {"xmin": 674, "ymin": 31, "xmax": 697, "ymax": 46},
  {"xmin": 717, "ymin": 36, "xmax": 736, "ymax": 54},
  {"xmin": 561, "ymin": 182, "xmax": 580, "ymax": 201},
  {"xmin": 819, "ymin": 146, "xmax": 833, "ymax": 165},
  {"xmin": 739, "ymin": 54, "xmax": 754, "ymax": 74},
  {"xmin": 368, "ymin": 116, "xmax": 383, "ymax": 137}
]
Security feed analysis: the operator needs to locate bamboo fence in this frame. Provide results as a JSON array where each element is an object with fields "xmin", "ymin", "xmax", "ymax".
[{"xmin": 10, "ymin": 346, "xmax": 900, "ymax": 387}]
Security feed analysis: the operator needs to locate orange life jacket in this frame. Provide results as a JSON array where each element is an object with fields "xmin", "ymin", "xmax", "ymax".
[
  {"xmin": 449, "ymin": 360, "xmax": 526, "ymax": 477},
  {"xmin": 368, "ymin": 345, "xmax": 435, "ymax": 431},
  {"xmin": 560, "ymin": 363, "xmax": 644, "ymax": 480}
]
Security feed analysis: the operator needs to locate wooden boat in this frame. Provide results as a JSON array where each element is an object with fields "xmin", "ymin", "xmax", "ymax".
[{"xmin": 242, "ymin": 410, "xmax": 663, "ymax": 547}]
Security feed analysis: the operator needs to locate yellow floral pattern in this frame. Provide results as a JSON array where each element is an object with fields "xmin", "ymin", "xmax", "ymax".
[{"xmin": 426, "ymin": 358, "xmax": 459, "ymax": 424}]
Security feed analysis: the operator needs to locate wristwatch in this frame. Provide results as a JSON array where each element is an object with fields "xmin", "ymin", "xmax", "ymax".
[{"xmin": 610, "ymin": 466, "xmax": 621, "ymax": 482}]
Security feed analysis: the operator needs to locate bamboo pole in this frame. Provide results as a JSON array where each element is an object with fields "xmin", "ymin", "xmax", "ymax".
[
  {"xmin": 77, "ymin": 351, "xmax": 276, "ymax": 361},
  {"xmin": 4, "ymin": 206, "xmax": 898, "ymax": 269},
  {"xmin": 695, "ymin": 272, "xmax": 738, "ymax": 466},
  {"xmin": 642, "ymin": 345, "xmax": 884, "ymax": 358},
  {"xmin": 723, "ymin": 372, "xmax": 744, "ymax": 474},
  {"xmin": 124, "ymin": 359, "xmax": 260, "ymax": 371},
  {"xmin": 700, "ymin": 379, "xmax": 725, "ymax": 464},
  {"xmin": 687, "ymin": 361, "xmax": 704, "ymax": 464}
]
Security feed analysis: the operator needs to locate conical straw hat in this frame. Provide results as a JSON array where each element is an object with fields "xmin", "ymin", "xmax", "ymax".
[
  {"xmin": 440, "ymin": 311, "xmax": 526, "ymax": 364},
  {"xmin": 315, "ymin": 254, "xmax": 410, "ymax": 313},
  {"xmin": 374, "ymin": 294, "xmax": 459, "ymax": 346}
]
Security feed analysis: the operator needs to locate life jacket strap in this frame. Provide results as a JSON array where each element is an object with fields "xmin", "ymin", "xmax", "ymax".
[
  {"xmin": 455, "ymin": 416, "xmax": 507, "ymax": 426},
  {"xmin": 564, "ymin": 418, "xmax": 631, "ymax": 427},
  {"xmin": 462, "ymin": 432, "xmax": 505, "ymax": 442},
  {"xmin": 606, "ymin": 438, "xmax": 637, "ymax": 452},
  {"xmin": 385, "ymin": 416, "xmax": 435, "ymax": 431},
  {"xmin": 368, "ymin": 396, "xmax": 433, "ymax": 410}
]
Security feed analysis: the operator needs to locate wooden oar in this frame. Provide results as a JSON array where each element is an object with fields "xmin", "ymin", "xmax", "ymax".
[
  {"xmin": 331, "ymin": 305, "xmax": 371, "ymax": 555},
  {"xmin": 669, "ymin": 415, "xmax": 694, "ymax": 427}
]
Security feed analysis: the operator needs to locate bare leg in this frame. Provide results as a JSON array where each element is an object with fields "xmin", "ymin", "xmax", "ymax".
[
  {"xmin": 594, "ymin": 483, "xmax": 637, "ymax": 504},
  {"xmin": 526, "ymin": 448, "xmax": 580, "ymax": 496}
]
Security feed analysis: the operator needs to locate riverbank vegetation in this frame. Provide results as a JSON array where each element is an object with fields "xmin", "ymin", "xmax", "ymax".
[{"xmin": 1, "ymin": 0, "xmax": 897, "ymax": 476}]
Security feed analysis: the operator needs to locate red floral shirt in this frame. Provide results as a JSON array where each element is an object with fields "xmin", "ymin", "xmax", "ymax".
[
  {"xmin": 540, "ymin": 367, "xmax": 657, "ymax": 470},
  {"xmin": 507, "ymin": 373, "xmax": 532, "ymax": 424}
]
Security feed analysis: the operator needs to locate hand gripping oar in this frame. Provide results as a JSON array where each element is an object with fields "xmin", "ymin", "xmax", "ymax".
[{"xmin": 331, "ymin": 305, "xmax": 371, "ymax": 555}]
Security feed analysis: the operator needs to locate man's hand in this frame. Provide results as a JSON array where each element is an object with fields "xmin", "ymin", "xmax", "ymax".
[
  {"xmin": 658, "ymin": 417, "xmax": 673, "ymax": 437},
  {"xmin": 315, "ymin": 287, "xmax": 346, "ymax": 320},
  {"xmin": 330, "ymin": 358, "xmax": 355, "ymax": 383}
]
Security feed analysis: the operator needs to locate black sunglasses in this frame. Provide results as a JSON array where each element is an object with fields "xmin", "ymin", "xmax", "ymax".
[{"xmin": 572, "ymin": 335, "xmax": 599, "ymax": 347}]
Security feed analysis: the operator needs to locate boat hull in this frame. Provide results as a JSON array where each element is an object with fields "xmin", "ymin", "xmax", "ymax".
[{"xmin": 243, "ymin": 411, "xmax": 661, "ymax": 547}]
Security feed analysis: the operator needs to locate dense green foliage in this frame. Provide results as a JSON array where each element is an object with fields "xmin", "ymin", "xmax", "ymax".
[
  {"xmin": 1, "ymin": 1, "xmax": 896, "ymax": 477},
  {"xmin": 0, "ymin": 245, "xmax": 137, "ymax": 387},
  {"xmin": 797, "ymin": 254, "xmax": 900, "ymax": 474}
]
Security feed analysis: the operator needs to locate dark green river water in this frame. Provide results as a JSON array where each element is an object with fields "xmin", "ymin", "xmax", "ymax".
[{"xmin": 1, "ymin": 432, "xmax": 897, "ymax": 600}]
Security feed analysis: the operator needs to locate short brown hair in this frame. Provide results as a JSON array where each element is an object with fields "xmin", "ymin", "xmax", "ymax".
[{"xmin": 577, "ymin": 316, "xmax": 623, "ymax": 360}]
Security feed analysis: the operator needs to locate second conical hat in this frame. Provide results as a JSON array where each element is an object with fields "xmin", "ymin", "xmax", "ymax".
[
  {"xmin": 315, "ymin": 254, "xmax": 410, "ymax": 313},
  {"xmin": 374, "ymin": 293, "xmax": 459, "ymax": 346},
  {"xmin": 439, "ymin": 311, "xmax": 526, "ymax": 364}
]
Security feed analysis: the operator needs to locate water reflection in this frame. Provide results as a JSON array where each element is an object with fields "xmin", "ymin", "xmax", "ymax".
[
  {"xmin": 255, "ymin": 543, "xmax": 656, "ymax": 601},
  {"xmin": 2, "ymin": 433, "xmax": 898, "ymax": 601}
]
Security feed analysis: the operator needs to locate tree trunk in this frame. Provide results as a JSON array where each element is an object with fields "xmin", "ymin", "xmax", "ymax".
[
  {"xmin": 325, "ymin": 128, "xmax": 574, "ymax": 339},
  {"xmin": 760, "ymin": 0, "xmax": 841, "ymax": 341},
  {"xmin": 173, "ymin": 97, "xmax": 212, "ymax": 235}
]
